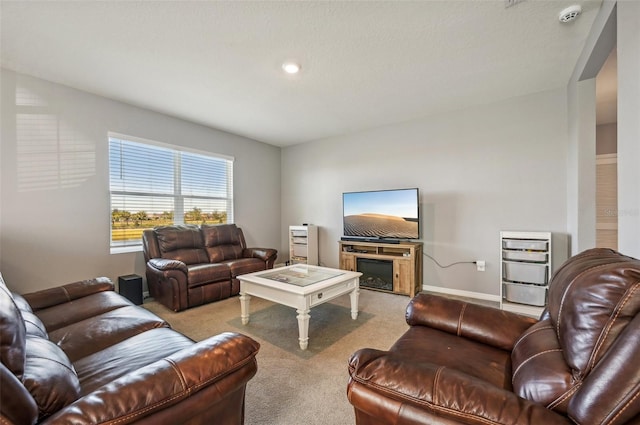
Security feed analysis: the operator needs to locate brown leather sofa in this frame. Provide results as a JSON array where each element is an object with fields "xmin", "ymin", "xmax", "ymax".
[
  {"xmin": 143, "ymin": 223, "xmax": 277, "ymax": 312},
  {"xmin": 1, "ymin": 275, "xmax": 259, "ymax": 425},
  {"xmin": 347, "ymin": 248, "xmax": 640, "ymax": 425}
]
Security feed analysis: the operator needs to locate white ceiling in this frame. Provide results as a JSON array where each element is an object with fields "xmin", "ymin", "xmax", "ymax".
[{"xmin": 1, "ymin": 0, "xmax": 604, "ymax": 147}]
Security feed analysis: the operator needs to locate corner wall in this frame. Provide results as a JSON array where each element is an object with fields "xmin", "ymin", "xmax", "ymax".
[
  {"xmin": 0, "ymin": 69, "xmax": 281, "ymax": 293},
  {"xmin": 281, "ymin": 88, "xmax": 569, "ymax": 298},
  {"xmin": 616, "ymin": 0, "xmax": 640, "ymax": 257},
  {"xmin": 567, "ymin": 0, "xmax": 640, "ymax": 259}
]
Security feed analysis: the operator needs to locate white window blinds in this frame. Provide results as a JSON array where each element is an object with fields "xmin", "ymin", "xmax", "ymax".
[{"xmin": 108, "ymin": 134, "xmax": 234, "ymax": 252}]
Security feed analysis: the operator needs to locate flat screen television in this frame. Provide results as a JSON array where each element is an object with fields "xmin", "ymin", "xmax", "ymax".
[{"xmin": 342, "ymin": 188, "xmax": 419, "ymax": 241}]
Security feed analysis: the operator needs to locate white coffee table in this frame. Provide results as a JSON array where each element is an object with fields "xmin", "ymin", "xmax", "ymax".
[{"xmin": 238, "ymin": 265, "xmax": 362, "ymax": 350}]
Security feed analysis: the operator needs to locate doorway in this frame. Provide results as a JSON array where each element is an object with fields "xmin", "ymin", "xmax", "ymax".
[{"xmin": 595, "ymin": 47, "xmax": 617, "ymax": 250}]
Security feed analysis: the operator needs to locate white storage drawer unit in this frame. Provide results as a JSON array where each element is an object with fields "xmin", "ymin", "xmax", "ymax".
[
  {"xmin": 500, "ymin": 231, "xmax": 552, "ymax": 315},
  {"xmin": 502, "ymin": 239, "xmax": 549, "ymax": 251},
  {"xmin": 502, "ymin": 261, "xmax": 548, "ymax": 284},
  {"xmin": 502, "ymin": 282, "xmax": 547, "ymax": 307},
  {"xmin": 502, "ymin": 250, "xmax": 548, "ymax": 263},
  {"xmin": 292, "ymin": 244, "xmax": 308, "ymax": 258},
  {"xmin": 289, "ymin": 225, "xmax": 318, "ymax": 266}
]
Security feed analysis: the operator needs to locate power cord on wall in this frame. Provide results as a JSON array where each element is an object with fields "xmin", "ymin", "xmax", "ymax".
[{"xmin": 423, "ymin": 252, "xmax": 477, "ymax": 269}]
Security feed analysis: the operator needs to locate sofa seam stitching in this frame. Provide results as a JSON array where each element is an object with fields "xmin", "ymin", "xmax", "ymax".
[
  {"xmin": 511, "ymin": 348, "xmax": 563, "ymax": 381},
  {"xmin": 588, "ymin": 280, "xmax": 639, "ymax": 371},
  {"xmin": 457, "ymin": 303, "xmax": 467, "ymax": 337}
]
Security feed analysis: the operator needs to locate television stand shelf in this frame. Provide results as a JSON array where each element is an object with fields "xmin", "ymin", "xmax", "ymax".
[{"xmin": 338, "ymin": 240, "xmax": 423, "ymax": 297}]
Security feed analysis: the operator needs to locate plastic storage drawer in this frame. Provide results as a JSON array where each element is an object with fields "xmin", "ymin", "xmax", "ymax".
[
  {"xmin": 291, "ymin": 230, "xmax": 307, "ymax": 237},
  {"xmin": 502, "ymin": 250, "xmax": 548, "ymax": 262},
  {"xmin": 503, "ymin": 261, "xmax": 548, "ymax": 284},
  {"xmin": 292, "ymin": 244, "xmax": 308, "ymax": 257},
  {"xmin": 502, "ymin": 282, "xmax": 547, "ymax": 306},
  {"xmin": 502, "ymin": 239, "xmax": 549, "ymax": 251}
]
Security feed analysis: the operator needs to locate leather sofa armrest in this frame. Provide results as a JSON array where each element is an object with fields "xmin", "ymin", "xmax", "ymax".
[
  {"xmin": 348, "ymin": 348, "xmax": 571, "ymax": 425},
  {"xmin": 406, "ymin": 293, "xmax": 537, "ymax": 351},
  {"xmin": 147, "ymin": 258, "xmax": 188, "ymax": 273},
  {"xmin": 41, "ymin": 332, "xmax": 260, "ymax": 425},
  {"xmin": 243, "ymin": 248, "xmax": 277, "ymax": 262},
  {"xmin": 22, "ymin": 277, "xmax": 114, "ymax": 311}
]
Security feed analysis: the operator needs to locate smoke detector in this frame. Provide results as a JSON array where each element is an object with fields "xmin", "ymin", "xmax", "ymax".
[{"xmin": 559, "ymin": 5, "xmax": 582, "ymax": 23}]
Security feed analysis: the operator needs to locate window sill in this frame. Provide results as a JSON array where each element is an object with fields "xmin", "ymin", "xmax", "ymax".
[{"xmin": 110, "ymin": 245, "xmax": 142, "ymax": 255}]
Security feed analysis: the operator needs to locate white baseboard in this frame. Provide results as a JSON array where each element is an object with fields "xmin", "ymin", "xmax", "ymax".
[
  {"xmin": 421, "ymin": 285, "xmax": 501, "ymax": 303},
  {"xmin": 143, "ymin": 291, "xmax": 150, "ymax": 299}
]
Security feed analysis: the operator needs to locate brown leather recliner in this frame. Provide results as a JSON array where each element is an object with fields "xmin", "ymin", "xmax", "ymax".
[
  {"xmin": 347, "ymin": 248, "xmax": 640, "ymax": 424},
  {"xmin": 143, "ymin": 223, "xmax": 277, "ymax": 312}
]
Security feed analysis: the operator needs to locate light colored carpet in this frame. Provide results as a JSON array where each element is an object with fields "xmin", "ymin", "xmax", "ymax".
[{"xmin": 143, "ymin": 289, "xmax": 412, "ymax": 425}]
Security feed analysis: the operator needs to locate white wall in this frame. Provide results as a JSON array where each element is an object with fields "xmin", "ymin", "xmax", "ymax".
[
  {"xmin": 617, "ymin": 0, "xmax": 640, "ymax": 258},
  {"xmin": 567, "ymin": 78, "xmax": 597, "ymax": 253},
  {"xmin": 281, "ymin": 88, "xmax": 569, "ymax": 298},
  {"xmin": 0, "ymin": 69, "xmax": 281, "ymax": 293}
]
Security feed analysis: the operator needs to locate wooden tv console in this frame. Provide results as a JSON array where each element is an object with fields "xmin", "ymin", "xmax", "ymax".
[{"xmin": 338, "ymin": 240, "xmax": 423, "ymax": 297}]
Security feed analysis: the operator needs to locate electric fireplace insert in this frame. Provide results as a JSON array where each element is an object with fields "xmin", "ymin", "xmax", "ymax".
[{"xmin": 357, "ymin": 258, "xmax": 393, "ymax": 291}]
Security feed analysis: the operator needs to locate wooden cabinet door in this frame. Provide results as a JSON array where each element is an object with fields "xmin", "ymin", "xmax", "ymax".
[
  {"xmin": 394, "ymin": 259, "xmax": 412, "ymax": 295},
  {"xmin": 341, "ymin": 255, "xmax": 356, "ymax": 272}
]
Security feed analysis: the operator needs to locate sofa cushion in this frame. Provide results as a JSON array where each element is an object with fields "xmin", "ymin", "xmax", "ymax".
[
  {"xmin": 34, "ymin": 290, "xmax": 134, "ymax": 332},
  {"xmin": 390, "ymin": 325, "xmax": 513, "ymax": 390},
  {"xmin": 187, "ymin": 263, "xmax": 231, "ymax": 287},
  {"xmin": 156, "ymin": 224, "xmax": 203, "ymax": 251},
  {"xmin": 0, "ymin": 275, "xmax": 26, "ymax": 379},
  {"xmin": 1, "ymin": 362, "xmax": 39, "ymax": 425},
  {"xmin": 406, "ymin": 290, "xmax": 536, "ymax": 351},
  {"xmin": 10, "ymin": 294, "xmax": 47, "ymax": 338},
  {"xmin": 23, "ymin": 277, "xmax": 114, "ymax": 311},
  {"xmin": 224, "ymin": 257, "xmax": 268, "ymax": 278},
  {"xmin": 10, "ymin": 292, "xmax": 33, "ymax": 313},
  {"xmin": 206, "ymin": 245, "xmax": 244, "ymax": 263},
  {"xmin": 201, "ymin": 223, "xmax": 241, "ymax": 246},
  {"xmin": 187, "ymin": 281, "xmax": 232, "ymax": 307},
  {"xmin": 74, "ymin": 328, "xmax": 195, "ymax": 395},
  {"xmin": 21, "ymin": 311, "xmax": 49, "ymax": 339},
  {"xmin": 511, "ymin": 319, "xmax": 574, "ymax": 413},
  {"xmin": 202, "ymin": 224, "xmax": 244, "ymax": 262},
  {"xmin": 162, "ymin": 248, "xmax": 210, "ymax": 265},
  {"xmin": 155, "ymin": 225, "xmax": 209, "ymax": 265},
  {"xmin": 48, "ymin": 305, "xmax": 169, "ymax": 362},
  {"xmin": 23, "ymin": 336, "xmax": 80, "ymax": 419}
]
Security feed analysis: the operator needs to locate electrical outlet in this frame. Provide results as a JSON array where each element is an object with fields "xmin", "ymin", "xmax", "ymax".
[{"xmin": 476, "ymin": 260, "xmax": 486, "ymax": 272}]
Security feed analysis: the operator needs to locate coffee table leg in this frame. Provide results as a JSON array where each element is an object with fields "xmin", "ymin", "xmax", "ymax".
[
  {"xmin": 240, "ymin": 293, "xmax": 251, "ymax": 325},
  {"xmin": 350, "ymin": 287, "xmax": 360, "ymax": 320},
  {"xmin": 296, "ymin": 308, "xmax": 310, "ymax": 350}
]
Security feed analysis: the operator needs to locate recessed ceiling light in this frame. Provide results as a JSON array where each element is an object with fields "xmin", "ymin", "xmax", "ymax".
[
  {"xmin": 282, "ymin": 62, "xmax": 301, "ymax": 74},
  {"xmin": 559, "ymin": 5, "xmax": 582, "ymax": 23}
]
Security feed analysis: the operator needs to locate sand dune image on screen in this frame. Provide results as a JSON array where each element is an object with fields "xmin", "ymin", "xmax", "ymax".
[{"xmin": 344, "ymin": 213, "xmax": 418, "ymax": 239}]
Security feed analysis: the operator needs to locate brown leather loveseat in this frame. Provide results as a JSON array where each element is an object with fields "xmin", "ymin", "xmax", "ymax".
[
  {"xmin": 347, "ymin": 248, "xmax": 640, "ymax": 424},
  {"xmin": 143, "ymin": 223, "xmax": 277, "ymax": 311},
  {"xmin": 1, "ymin": 274, "xmax": 259, "ymax": 425}
]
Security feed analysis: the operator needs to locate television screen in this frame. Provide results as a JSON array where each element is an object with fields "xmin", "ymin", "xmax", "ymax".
[{"xmin": 343, "ymin": 188, "xmax": 419, "ymax": 240}]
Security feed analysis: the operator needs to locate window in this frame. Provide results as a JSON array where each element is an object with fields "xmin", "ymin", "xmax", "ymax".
[{"xmin": 109, "ymin": 133, "xmax": 234, "ymax": 253}]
